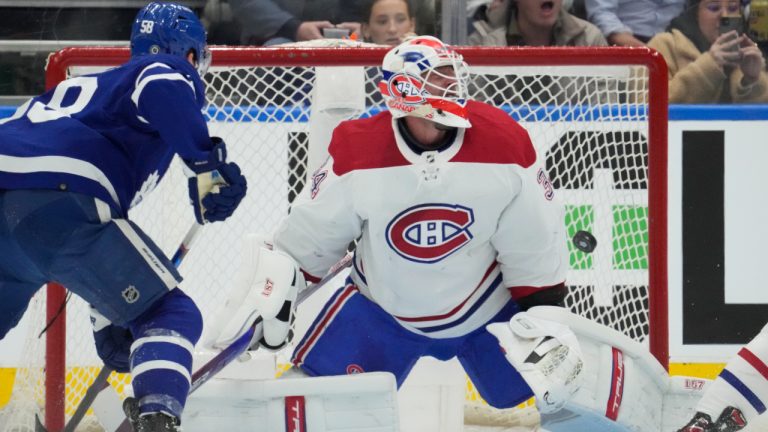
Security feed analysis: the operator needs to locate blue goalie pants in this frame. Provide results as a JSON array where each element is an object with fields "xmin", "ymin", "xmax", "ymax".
[{"xmin": 291, "ymin": 281, "xmax": 535, "ymax": 409}]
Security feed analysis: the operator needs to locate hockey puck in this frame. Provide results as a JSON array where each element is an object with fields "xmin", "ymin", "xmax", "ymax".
[{"xmin": 573, "ymin": 230, "xmax": 597, "ymax": 253}]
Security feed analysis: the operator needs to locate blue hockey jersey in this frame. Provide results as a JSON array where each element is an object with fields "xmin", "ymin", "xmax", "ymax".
[{"xmin": 0, "ymin": 54, "xmax": 213, "ymax": 217}]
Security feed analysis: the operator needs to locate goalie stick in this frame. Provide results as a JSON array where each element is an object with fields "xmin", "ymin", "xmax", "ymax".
[
  {"xmin": 35, "ymin": 222, "xmax": 204, "ymax": 432},
  {"xmin": 107, "ymin": 252, "xmax": 355, "ymax": 432}
]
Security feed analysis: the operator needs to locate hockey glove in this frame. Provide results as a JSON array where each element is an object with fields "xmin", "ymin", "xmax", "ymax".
[
  {"xmin": 90, "ymin": 306, "xmax": 133, "ymax": 373},
  {"xmin": 207, "ymin": 234, "xmax": 302, "ymax": 353},
  {"xmin": 185, "ymin": 137, "xmax": 247, "ymax": 224},
  {"xmin": 486, "ymin": 310, "xmax": 584, "ymax": 414}
]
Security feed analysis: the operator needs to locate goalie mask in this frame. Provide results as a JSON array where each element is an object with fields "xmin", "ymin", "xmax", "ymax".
[
  {"xmin": 130, "ymin": 2, "xmax": 212, "ymax": 76},
  {"xmin": 379, "ymin": 36, "xmax": 472, "ymax": 128}
]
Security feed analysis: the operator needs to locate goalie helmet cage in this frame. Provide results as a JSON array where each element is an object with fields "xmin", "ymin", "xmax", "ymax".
[{"xmin": 6, "ymin": 45, "xmax": 667, "ymax": 431}]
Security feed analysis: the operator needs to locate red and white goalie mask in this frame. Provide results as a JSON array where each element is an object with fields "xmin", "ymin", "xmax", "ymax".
[{"xmin": 379, "ymin": 36, "xmax": 472, "ymax": 129}]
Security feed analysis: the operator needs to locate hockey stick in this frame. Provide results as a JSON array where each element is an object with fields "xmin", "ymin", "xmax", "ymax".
[
  {"xmin": 112, "ymin": 252, "xmax": 354, "ymax": 432},
  {"xmin": 35, "ymin": 223, "xmax": 205, "ymax": 432}
]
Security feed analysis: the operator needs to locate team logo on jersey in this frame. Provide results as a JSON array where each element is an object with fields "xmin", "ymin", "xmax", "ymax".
[
  {"xmin": 383, "ymin": 73, "xmax": 426, "ymax": 105},
  {"xmin": 386, "ymin": 203, "xmax": 474, "ymax": 263}
]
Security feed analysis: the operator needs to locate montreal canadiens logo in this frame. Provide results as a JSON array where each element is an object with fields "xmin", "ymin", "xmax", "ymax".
[
  {"xmin": 386, "ymin": 73, "xmax": 426, "ymax": 104},
  {"xmin": 386, "ymin": 203, "xmax": 475, "ymax": 263}
]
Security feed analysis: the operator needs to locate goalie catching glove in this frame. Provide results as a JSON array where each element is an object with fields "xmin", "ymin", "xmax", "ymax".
[
  {"xmin": 184, "ymin": 137, "xmax": 247, "ymax": 224},
  {"xmin": 486, "ymin": 311, "xmax": 584, "ymax": 414},
  {"xmin": 208, "ymin": 234, "xmax": 304, "ymax": 352}
]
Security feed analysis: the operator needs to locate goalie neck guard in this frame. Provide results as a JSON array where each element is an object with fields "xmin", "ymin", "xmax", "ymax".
[
  {"xmin": 379, "ymin": 36, "xmax": 472, "ymax": 129},
  {"xmin": 130, "ymin": 2, "xmax": 211, "ymax": 76}
]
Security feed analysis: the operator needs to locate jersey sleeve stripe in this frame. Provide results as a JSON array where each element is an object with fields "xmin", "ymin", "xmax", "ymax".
[
  {"xmin": 131, "ymin": 72, "xmax": 196, "ymax": 110},
  {"xmin": 134, "ymin": 62, "xmax": 172, "ymax": 86},
  {"xmin": 0, "ymin": 154, "xmax": 119, "ymax": 207}
]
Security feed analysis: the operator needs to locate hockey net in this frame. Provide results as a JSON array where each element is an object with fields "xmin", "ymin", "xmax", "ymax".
[{"xmin": 0, "ymin": 43, "xmax": 667, "ymax": 431}]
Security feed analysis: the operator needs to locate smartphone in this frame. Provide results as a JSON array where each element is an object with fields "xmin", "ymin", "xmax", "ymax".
[
  {"xmin": 720, "ymin": 16, "xmax": 745, "ymax": 36},
  {"xmin": 322, "ymin": 27, "xmax": 351, "ymax": 39}
]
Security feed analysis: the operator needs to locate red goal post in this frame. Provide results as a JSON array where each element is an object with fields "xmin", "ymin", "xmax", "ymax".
[{"xmin": 13, "ymin": 45, "xmax": 667, "ymax": 431}]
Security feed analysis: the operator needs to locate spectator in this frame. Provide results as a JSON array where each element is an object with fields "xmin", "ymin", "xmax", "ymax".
[
  {"xmin": 585, "ymin": 0, "xmax": 684, "ymax": 46},
  {"xmin": 647, "ymin": 0, "xmax": 768, "ymax": 103},
  {"xmin": 229, "ymin": 0, "xmax": 363, "ymax": 45},
  {"xmin": 361, "ymin": 0, "xmax": 416, "ymax": 46},
  {"xmin": 468, "ymin": 0, "xmax": 611, "ymax": 106},
  {"xmin": 468, "ymin": 0, "xmax": 607, "ymax": 47},
  {"xmin": 202, "ymin": 0, "xmax": 243, "ymax": 44}
]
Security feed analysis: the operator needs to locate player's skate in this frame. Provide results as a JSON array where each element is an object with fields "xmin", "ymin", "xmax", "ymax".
[
  {"xmin": 677, "ymin": 406, "xmax": 747, "ymax": 432},
  {"xmin": 123, "ymin": 397, "xmax": 181, "ymax": 432}
]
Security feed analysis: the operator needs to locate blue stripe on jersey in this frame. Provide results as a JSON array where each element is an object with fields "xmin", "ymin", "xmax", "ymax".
[
  {"xmin": 353, "ymin": 255, "xmax": 367, "ymax": 285},
  {"xmin": 417, "ymin": 273, "xmax": 503, "ymax": 333},
  {"xmin": 720, "ymin": 369, "xmax": 767, "ymax": 414}
]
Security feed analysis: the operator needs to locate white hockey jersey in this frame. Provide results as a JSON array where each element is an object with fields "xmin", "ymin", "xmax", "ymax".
[{"xmin": 274, "ymin": 100, "xmax": 568, "ymax": 338}]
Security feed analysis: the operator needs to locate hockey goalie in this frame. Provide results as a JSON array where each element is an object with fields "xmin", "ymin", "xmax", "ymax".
[{"xmin": 202, "ymin": 35, "xmax": 706, "ymax": 432}]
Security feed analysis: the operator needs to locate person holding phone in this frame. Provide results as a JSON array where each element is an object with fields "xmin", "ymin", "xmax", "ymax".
[
  {"xmin": 647, "ymin": 0, "xmax": 768, "ymax": 103},
  {"xmin": 228, "ymin": 0, "xmax": 362, "ymax": 45}
]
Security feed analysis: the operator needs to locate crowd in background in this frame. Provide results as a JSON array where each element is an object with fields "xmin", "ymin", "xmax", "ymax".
[{"xmin": 1, "ymin": 0, "xmax": 768, "ymax": 103}]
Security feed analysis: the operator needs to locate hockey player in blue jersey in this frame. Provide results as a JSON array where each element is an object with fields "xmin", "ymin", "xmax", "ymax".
[{"xmin": 0, "ymin": 2, "xmax": 247, "ymax": 431}]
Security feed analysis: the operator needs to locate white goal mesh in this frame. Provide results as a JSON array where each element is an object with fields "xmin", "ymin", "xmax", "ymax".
[{"xmin": 0, "ymin": 44, "xmax": 668, "ymax": 431}]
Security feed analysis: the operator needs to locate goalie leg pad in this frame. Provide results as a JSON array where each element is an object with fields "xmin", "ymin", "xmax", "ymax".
[
  {"xmin": 523, "ymin": 306, "xmax": 674, "ymax": 432},
  {"xmin": 181, "ymin": 372, "xmax": 399, "ymax": 432}
]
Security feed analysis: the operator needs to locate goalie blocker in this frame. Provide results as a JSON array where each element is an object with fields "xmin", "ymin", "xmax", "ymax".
[
  {"xmin": 489, "ymin": 306, "xmax": 708, "ymax": 432},
  {"xmin": 205, "ymin": 234, "xmax": 302, "ymax": 352}
]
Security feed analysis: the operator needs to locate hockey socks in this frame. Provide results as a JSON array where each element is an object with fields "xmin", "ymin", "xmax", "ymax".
[
  {"xmin": 697, "ymin": 324, "xmax": 768, "ymax": 425},
  {"xmin": 128, "ymin": 288, "xmax": 203, "ymax": 419}
]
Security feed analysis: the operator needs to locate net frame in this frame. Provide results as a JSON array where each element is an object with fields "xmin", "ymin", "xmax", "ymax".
[{"xmin": 28, "ymin": 45, "xmax": 668, "ymax": 431}]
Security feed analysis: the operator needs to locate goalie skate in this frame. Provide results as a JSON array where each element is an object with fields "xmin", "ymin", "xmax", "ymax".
[{"xmin": 677, "ymin": 407, "xmax": 747, "ymax": 432}]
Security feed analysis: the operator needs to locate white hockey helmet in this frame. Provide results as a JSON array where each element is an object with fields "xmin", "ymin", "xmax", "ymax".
[{"xmin": 378, "ymin": 35, "xmax": 471, "ymax": 128}]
